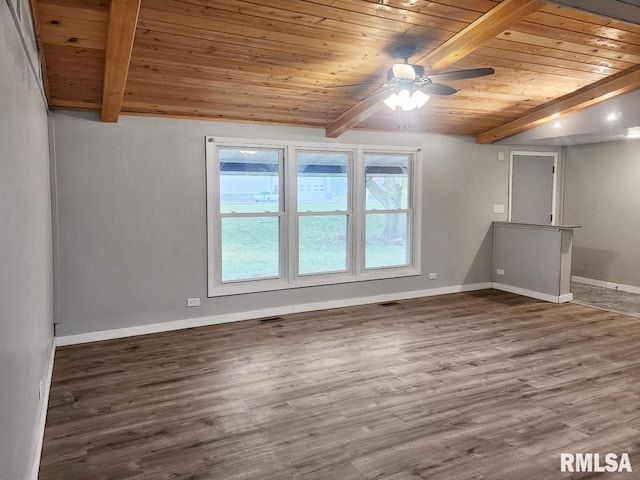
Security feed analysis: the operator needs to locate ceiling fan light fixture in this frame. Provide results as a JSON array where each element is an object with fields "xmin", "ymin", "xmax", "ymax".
[
  {"xmin": 383, "ymin": 92, "xmax": 400, "ymax": 110},
  {"xmin": 397, "ymin": 89, "xmax": 415, "ymax": 111},
  {"xmin": 384, "ymin": 89, "xmax": 429, "ymax": 111},
  {"xmin": 392, "ymin": 63, "xmax": 416, "ymax": 81},
  {"xmin": 413, "ymin": 90, "xmax": 430, "ymax": 108},
  {"xmin": 397, "ymin": 89, "xmax": 410, "ymax": 101}
]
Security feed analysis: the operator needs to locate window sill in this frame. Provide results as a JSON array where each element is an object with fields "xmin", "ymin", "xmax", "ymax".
[{"xmin": 208, "ymin": 266, "xmax": 421, "ymax": 297}]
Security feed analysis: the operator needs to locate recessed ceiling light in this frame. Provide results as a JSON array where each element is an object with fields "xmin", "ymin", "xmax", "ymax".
[
  {"xmin": 626, "ymin": 126, "xmax": 640, "ymax": 138},
  {"xmin": 607, "ymin": 113, "xmax": 618, "ymax": 121},
  {"xmin": 553, "ymin": 121, "xmax": 562, "ymax": 128}
]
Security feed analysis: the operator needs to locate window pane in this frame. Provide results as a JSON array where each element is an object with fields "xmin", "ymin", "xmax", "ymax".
[
  {"xmin": 365, "ymin": 154, "xmax": 409, "ymax": 210},
  {"xmin": 221, "ymin": 217, "xmax": 280, "ymax": 281},
  {"xmin": 297, "ymin": 151, "xmax": 348, "ymax": 212},
  {"xmin": 365, "ymin": 213, "xmax": 409, "ymax": 268},
  {"xmin": 219, "ymin": 148, "xmax": 280, "ymax": 214},
  {"xmin": 299, "ymin": 215, "xmax": 348, "ymax": 275}
]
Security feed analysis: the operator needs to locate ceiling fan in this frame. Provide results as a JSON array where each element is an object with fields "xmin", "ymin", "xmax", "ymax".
[{"xmin": 327, "ymin": 45, "xmax": 495, "ymax": 112}]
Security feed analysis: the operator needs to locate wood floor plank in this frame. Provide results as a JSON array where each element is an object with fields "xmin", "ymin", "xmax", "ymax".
[{"xmin": 39, "ymin": 290, "xmax": 640, "ymax": 479}]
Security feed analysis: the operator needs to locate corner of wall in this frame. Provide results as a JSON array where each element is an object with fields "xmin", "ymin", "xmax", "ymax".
[
  {"xmin": 48, "ymin": 111, "xmax": 60, "ymax": 331},
  {"xmin": 28, "ymin": 340, "xmax": 56, "ymax": 480}
]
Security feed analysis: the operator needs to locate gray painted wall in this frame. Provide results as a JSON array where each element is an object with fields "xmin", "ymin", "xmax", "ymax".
[
  {"xmin": 0, "ymin": 2, "xmax": 54, "ymax": 479},
  {"xmin": 498, "ymin": 89, "xmax": 640, "ymax": 147},
  {"xmin": 51, "ymin": 111, "xmax": 541, "ymax": 336},
  {"xmin": 492, "ymin": 223, "xmax": 573, "ymax": 297},
  {"xmin": 564, "ymin": 139, "xmax": 640, "ymax": 287},
  {"xmin": 549, "ymin": 0, "xmax": 640, "ymax": 25}
]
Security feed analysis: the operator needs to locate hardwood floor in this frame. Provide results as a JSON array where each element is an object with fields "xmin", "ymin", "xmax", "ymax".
[
  {"xmin": 572, "ymin": 281, "xmax": 640, "ymax": 319},
  {"xmin": 39, "ymin": 290, "xmax": 640, "ymax": 479}
]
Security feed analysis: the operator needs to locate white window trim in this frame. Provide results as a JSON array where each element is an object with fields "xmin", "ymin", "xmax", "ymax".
[
  {"xmin": 362, "ymin": 149, "xmax": 416, "ymax": 271},
  {"xmin": 291, "ymin": 146, "xmax": 355, "ymax": 280},
  {"xmin": 206, "ymin": 137, "xmax": 422, "ymax": 297}
]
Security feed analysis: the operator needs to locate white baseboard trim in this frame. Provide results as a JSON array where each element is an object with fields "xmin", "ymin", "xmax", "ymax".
[
  {"xmin": 492, "ymin": 283, "xmax": 572, "ymax": 304},
  {"xmin": 572, "ymin": 275, "xmax": 640, "ymax": 295},
  {"xmin": 30, "ymin": 338, "xmax": 55, "ymax": 480},
  {"xmin": 55, "ymin": 283, "xmax": 493, "ymax": 346},
  {"xmin": 558, "ymin": 293, "xmax": 574, "ymax": 304}
]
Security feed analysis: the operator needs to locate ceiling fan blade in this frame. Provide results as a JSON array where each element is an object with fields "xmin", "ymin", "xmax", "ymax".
[
  {"xmin": 362, "ymin": 86, "xmax": 391, "ymax": 101},
  {"xmin": 325, "ymin": 82, "xmax": 385, "ymax": 89},
  {"xmin": 421, "ymin": 83, "xmax": 457, "ymax": 96},
  {"xmin": 427, "ymin": 67, "xmax": 495, "ymax": 83}
]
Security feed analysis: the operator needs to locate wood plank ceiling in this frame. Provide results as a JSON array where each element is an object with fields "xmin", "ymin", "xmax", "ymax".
[{"xmin": 32, "ymin": 0, "xmax": 640, "ymax": 143}]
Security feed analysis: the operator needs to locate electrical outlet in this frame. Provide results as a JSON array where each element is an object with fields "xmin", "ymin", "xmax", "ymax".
[
  {"xmin": 496, "ymin": 269, "xmax": 505, "ymax": 276},
  {"xmin": 187, "ymin": 297, "xmax": 201, "ymax": 307},
  {"xmin": 429, "ymin": 273, "xmax": 438, "ymax": 280}
]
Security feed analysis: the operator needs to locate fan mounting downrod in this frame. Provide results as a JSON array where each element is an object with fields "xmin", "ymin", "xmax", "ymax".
[{"xmin": 392, "ymin": 44, "xmax": 417, "ymax": 62}]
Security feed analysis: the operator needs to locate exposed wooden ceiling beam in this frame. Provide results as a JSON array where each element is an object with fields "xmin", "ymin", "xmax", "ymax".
[
  {"xmin": 325, "ymin": 0, "xmax": 545, "ymax": 138},
  {"xmin": 476, "ymin": 63, "xmax": 640, "ymax": 144},
  {"xmin": 325, "ymin": 90, "xmax": 387, "ymax": 138},
  {"xmin": 416, "ymin": 0, "xmax": 546, "ymax": 71},
  {"xmin": 101, "ymin": 0, "xmax": 141, "ymax": 122}
]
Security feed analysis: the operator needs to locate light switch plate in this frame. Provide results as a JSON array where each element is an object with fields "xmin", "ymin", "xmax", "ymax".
[
  {"xmin": 493, "ymin": 204, "xmax": 505, "ymax": 214},
  {"xmin": 187, "ymin": 297, "xmax": 201, "ymax": 307},
  {"xmin": 496, "ymin": 269, "xmax": 505, "ymax": 276},
  {"xmin": 429, "ymin": 273, "xmax": 438, "ymax": 280},
  {"xmin": 497, "ymin": 152, "xmax": 505, "ymax": 161}
]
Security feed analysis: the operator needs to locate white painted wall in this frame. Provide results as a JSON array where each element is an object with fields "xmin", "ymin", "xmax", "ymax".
[
  {"xmin": 0, "ymin": 2, "xmax": 54, "ymax": 479},
  {"xmin": 51, "ymin": 111, "xmax": 547, "ymax": 337},
  {"xmin": 564, "ymin": 138, "xmax": 640, "ymax": 288}
]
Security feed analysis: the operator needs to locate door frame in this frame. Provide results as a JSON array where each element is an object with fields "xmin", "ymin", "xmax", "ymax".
[{"xmin": 508, "ymin": 151, "xmax": 558, "ymax": 225}]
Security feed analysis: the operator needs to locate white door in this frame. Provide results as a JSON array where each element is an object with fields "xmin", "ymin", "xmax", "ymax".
[{"xmin": 509, "ymin": 152, "xmax": 557, "ymax": 225}]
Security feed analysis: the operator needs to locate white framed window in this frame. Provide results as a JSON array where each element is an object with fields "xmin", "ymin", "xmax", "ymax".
[
  {"xmin": 206, "ymin": 137, "xmax": 422, "ymax": 297},
  {"xmin": 363, "ymin": 152, "xmax": 413, "ymax": 270},
  {"xmin": 294, "ymin": 149, "xmax": 353, "ymax": 278}
]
